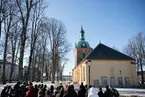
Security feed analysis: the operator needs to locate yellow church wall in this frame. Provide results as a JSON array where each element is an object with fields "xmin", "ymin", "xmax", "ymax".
[
  {"xmin": 72, "ymin": 59, "xmax": 138, "ymax": 87},
  {"xmin": 86, "ymin": 60, "xmax": 138, "ymax": 87}
]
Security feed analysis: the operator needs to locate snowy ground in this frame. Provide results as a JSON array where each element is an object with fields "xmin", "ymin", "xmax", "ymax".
[{"xmin": 0, "ymin": 81, "xmax": 145, "ymax": 96}]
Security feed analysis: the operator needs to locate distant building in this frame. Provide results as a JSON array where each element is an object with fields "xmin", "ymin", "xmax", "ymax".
[
  {"xmin": 0, "ymin": 60, "xmax": 18, "ymax": 81},
  {"xmin": 72, "ymin": 27, "xmax": 138, "ymax": 87},
  {"xmin": 62, "ymin": 75, "xmax": 72, "ymax": 81}
]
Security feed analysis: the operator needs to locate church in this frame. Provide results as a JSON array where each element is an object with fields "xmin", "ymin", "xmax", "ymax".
[{"xmin": 72, "ymin": 27, "xmax": 138, "ymax": 87}]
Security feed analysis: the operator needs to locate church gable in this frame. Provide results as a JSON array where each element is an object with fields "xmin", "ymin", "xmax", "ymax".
[{"xmin": 86, "ymin": 43, "xmax": 134, "ymax": 60}]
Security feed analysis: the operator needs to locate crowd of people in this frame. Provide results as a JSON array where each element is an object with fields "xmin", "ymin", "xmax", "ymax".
[{"xmin": 1, "ymin": 81, "xmax": 119, "ymax": 97}]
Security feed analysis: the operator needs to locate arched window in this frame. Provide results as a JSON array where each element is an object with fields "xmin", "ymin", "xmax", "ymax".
[
  {"xmin": 83, "ymin": 66, "xmax": 85, "ymax": 81},
  {"xmin": 83, "ymin": 53, "xmax": 85, "ymax": 58}
]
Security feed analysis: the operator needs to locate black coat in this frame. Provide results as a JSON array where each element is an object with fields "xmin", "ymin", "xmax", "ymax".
[
  {"xmin": 63, "ymin": 86, "xmax": 78, "ymax": 97},
  {"xmin": 98, "ymin": 91, "xmax": 104, "ymax": 97},
  {"xmin": 104, "ymin": 89, "xmax": 113, "ymax": 97},
  {"xmin": 56, "ymin": 88, "xmax": 64, "ymax": 97},
  {"xmin": 63, "ymin": 91, "xmax": 78, "ymax": 97},
  {"xmin": 78, "ymin": 90, "xmax": 85, "ymax": 97},
  {"xmin": 1, "ymin": 89, "xmax": 6, "ymax": 97}
]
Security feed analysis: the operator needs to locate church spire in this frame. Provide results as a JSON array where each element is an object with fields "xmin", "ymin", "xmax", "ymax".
[{"xmin": 80, "ymin": 25, "xmax": 85, "ymax": 40}]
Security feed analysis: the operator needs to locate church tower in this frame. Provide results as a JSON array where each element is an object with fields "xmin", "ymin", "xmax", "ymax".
[{"xmin": 74, "ymin": 26, "xmax": 92, "ymax": 66}]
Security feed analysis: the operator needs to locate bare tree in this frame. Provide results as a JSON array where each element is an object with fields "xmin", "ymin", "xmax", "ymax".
[
  {"xmin": 2, "ymin": 0, "xmax": 17, "ymax": 84},
  {"xmin": 27, "ymin": 0, "xmax": 45, "ymax": 80},
  {"xmin": 9, "ymin": 22, "xmax": 20, "ymax": 83},
  {"xmin": 45, "ymin": 18, "xmax": 71, "ymax": 83},
  {"xmin": 15, "ymin": 0, "xmax": 41, "ymax": 80},
  {"xmin": 124, "ymin": 32, "xmax": 145, "ymax": 84},
  {"xmin": 112, "ymin": 46, "xmax": 119, "ymax": 51},
  {"xmin": 57, "ymin": 58, "xmax": 68, "ymax": 81}
]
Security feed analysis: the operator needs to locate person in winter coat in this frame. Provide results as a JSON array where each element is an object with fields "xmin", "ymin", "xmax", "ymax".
[
  {"xmin": 20, "ymin": 84, "xmax": 27, "ymax": 97},
  {"xmin": 111, "ymin": 87, "xmax": 119, "ymax": 97},
  {"xmin": 87, "ymin": 87, "xmax": 98, "ymax": 97},
  {"xmin": 50, "ymin": 85, "xmax": 54, "ymax": 94},
  {"xmin": 42, "ymin": 85, "xmax": 47, "ymax": 96},
  {"xmin": 25, "ymin": 82, "xmax": 35, "ymax": 97},
  {"xmin": 14, "ymin": 81, "xmax": 21, "ymax": 97},
  {"xmin": 46, "ymin": 89, "xmax": 53, "ymax": 97},
  {"xmin": 38, "ymin": 89, "xmax": 43, "ymax": 97},
  {"xmin": 98, "ymin": 87, "xmax": 104, "ymax": 97},
  {"xmin": 104, "ymin": 85, "xmax": 113, "ymax": 97},
  {"xmin": 78, "ymin": 84, "xmax": 86, "ymax": 97},
  {"xmin": 80, "ymin": 83, "xmax": 85, "ymax": 91},
  {"xmin": 34, "ymin": 84, "xmax": 39, "ymax": 97},
  {"xmin": 56, "ymin": 83, "xmax": 63, "ymax": 92},
  {"xmin": 64, "ymin": 84, "xmax": 68, "ymax": 93},
  {"xmin": 56, "ymin": 88, "xmax": 64, "ymax": 97},
  {"xmin": 1, "ymin": 86, "xmax": 8, "ymax": 97},
  {"xmin": 9, "ymin": 88, "xmax": 17, "ymax": 97},
  {"xmin": 63, "ymin": 85, "xmax": 78, "ymax": 97}
]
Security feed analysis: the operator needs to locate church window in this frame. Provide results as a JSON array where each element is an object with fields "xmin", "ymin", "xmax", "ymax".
[
  {"xmin": 118, "ymin": 77, "xmax": 123, "ymax": 87},
  {"xmin": 102, "ymin": 77, "xmax": 108, "ymax": 87},
  {"xmin": 125, "ymin": 77, "xmax": 130, "ymax": 86},
  {"xmin": 110, "ymin": 77, "xmax": 115, "ymax": 86},
  {"xmin": 83, "ymin": 53, "xmax": 85, "ymax": 58},
  {"xmin": 94, "ymin": 80, "xmax": 99, "ymax": 87}
]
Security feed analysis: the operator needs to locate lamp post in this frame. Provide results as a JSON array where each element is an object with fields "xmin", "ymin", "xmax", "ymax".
[
  {"xmin": 120, "ymin": 70, "xmax": 122, "ymax": 88},
  {"xmin": 86, "ymin": 60, "xmax": 91, "ymax": 86}
]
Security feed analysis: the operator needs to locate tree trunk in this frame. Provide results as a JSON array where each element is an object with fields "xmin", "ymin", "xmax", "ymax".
[
  {"xmin": 18, "ymin": 29, "xmax": 26, "ymax": 81},
  {"xmin": 60, "ymin": 72, "xmax": 62, "ymax": 81},
  {"xmin": 32, "ymin": 54, "xmax": 36, "ymax": 81},
  {"xmin": 9, "ymin": 49, "xmax": 15, "ymax": 83},
  {"xmin": 48, "ymin": 70, "xmax": 51, "ymax": 81},
  {"xmin": 32, "ymin": 66, "xmax": 35, "ymax": 81},
  {"xmin": 56, "ymin": 71, "xmax": 59, "ymax": 82},
  {"xmin": 140, "ymin": 63, "xmax": 144, "ymax": 84},
  {"xmin": 51, "ymin": 54, "xmax": 56, "ymax": 83},
  {"xmin": 2, "ymin": 31, "xmax": 9, "ymax": 84},
  {"xmin": 45, "ymin": 64, "xmax": 48, "ymax": 81},
  {"xmin": 27, "ymin": 47, "xmax": 33, "ymax": 80},
  {"xmin": 51, "ymin": 69, "xmax": 55, "ymax": 83}
]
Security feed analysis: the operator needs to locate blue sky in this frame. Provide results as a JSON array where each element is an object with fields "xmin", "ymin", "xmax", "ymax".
[{"xmin": 45, "ymin": 0, "xmax": 145, "ymax": 75}]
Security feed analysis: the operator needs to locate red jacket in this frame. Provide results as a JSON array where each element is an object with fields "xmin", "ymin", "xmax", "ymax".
[{"xmin": 25, "ymin": 86, "xmax": 35, "ymax": 97}]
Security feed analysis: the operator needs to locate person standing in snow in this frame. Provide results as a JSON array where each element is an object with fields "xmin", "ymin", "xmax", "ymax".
[{"xmin": 88, "ymin": 87, "xmax": 98, "ymax": 97}]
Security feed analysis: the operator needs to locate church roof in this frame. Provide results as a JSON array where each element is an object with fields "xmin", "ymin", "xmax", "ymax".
[
  {"xmin": 86, "ymin": 43, "xmax": 134, "ymax": 60},
  {"xmin": 75, "ymin": 40, "xmax": 90, "ymax": 48}
]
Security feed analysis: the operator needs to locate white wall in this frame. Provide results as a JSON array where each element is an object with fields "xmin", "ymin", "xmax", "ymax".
[{"xmin": 0, "ymin": 63, "xmax": 19, "ymax": 81}]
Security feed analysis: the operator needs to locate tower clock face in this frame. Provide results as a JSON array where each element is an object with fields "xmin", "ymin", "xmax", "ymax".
[{"xmin": 82, "ymin": 43, "xmax": 86, "ymax": 47}]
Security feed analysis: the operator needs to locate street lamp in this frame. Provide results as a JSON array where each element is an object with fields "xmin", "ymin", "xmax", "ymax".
[
  {"xmin": 120, "ymin": 70, "xmax": 122, "ymax": 88},
  {"xmin": 86, "ymin": 60, "xmax": 91, "ymax": 86}
]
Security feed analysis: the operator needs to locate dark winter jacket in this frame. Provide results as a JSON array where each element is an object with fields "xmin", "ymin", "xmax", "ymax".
[
  {"xmin": 78, "ymin": 85, "xmax": 86, "ymax": 97},
  {"xmin": 104, "ymin": 88, "xmax": 113, "ymax": 97},
  {"xmin": 1, "ymin": 87, "xmax": 7, "ymax": 97},
  {"xmin": 63, "ymin": 85, "xmax": 78, "ymax": 97},
  {"xmin": 98, "ymin": 90, "xmax": 104, "ymax": 97},
  {"xmin": 56, "ymin": 88, "xmax": 64, "ymax": 97}
]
